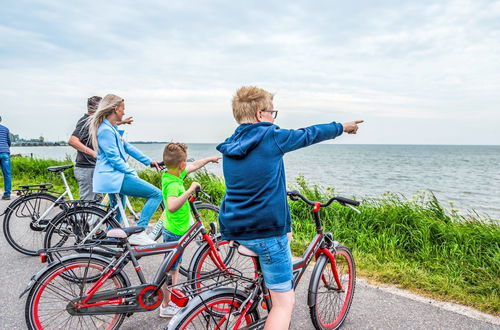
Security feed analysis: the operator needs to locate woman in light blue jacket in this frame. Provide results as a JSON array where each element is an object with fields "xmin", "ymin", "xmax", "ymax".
[{"xmin": 88, "ymin": 94, "xmax": 162, "ymax": 245}]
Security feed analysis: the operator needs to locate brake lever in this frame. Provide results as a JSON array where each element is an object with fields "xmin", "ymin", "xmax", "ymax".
[
  {"xmin": 195, "ymin": 187, "xmax": 211, "ymax": 199},
  {"xmin": 346, "ymin": 204, "xmax": 361, "ymax": 214}
]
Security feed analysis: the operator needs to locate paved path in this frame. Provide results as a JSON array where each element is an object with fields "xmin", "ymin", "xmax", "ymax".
[{"xmin": 0, "ymin": 196, "xmax": 498, "ymax": 329}]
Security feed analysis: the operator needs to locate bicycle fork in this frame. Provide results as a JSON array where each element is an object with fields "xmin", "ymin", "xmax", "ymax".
[{"xmin": 317, "ymin": 247, "xmax": 343, "ymax": 291}]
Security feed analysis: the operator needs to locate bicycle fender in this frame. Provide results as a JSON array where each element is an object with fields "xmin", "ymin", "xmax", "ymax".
[
  {"xmin": 168, "ymin": 287, "xmax": 249, "ymax": 330},
  {"xmin": 1, "ymin": 195, "xmax": 26, "ymax": 216},
  {"xmin": 186, "ymin": 233, "xmax": 223, "ymax": 276},
  {"xmin": 19, "ymin": 253, "xmax": 131, "ymax": 298},
  {"xmin": 307, "ymin": 254, "xmax": 329, "ymax": 307}
]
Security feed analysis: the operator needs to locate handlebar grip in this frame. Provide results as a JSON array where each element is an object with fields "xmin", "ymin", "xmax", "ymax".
[
  {"xmin": 335, "ymin": 196, "xmax": 360, "ymax": 206},
  {"xmin": 149, "ymin": 161, "xmax": 165, "ymax": 168},
  {"xmin": 287, "ymin": 190, "xmax": 300, "ymax": 201}
]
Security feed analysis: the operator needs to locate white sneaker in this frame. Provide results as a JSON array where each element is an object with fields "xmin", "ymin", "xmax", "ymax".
[
  {"xmin": 128, "ymin": 231, "xmax": 156, "ymax": 245},
  {"xmin": 159, "ymin": 302, "xmax": 182, "ymax": 318}
]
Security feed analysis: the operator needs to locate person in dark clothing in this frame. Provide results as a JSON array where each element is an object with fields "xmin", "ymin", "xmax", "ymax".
[
  {"xmin": 68, "ymin": 96, "xmax": 132, "ymax": 200},
  {"xmin": 0, "ymin": 116, "xmax": 12, "ymax": 200},
  {"xmin": 217, "ymin": 86, "xmax": 363, "ymax": 329}
]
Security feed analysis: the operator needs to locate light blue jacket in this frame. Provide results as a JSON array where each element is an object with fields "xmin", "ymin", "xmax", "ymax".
[{"xmin": 93, "ymin": 120, "xmax": 152, "ymax": 193}]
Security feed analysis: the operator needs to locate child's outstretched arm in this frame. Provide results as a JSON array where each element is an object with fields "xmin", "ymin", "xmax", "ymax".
[
  {"xmin": 167, "ymin": 182, "xmax": 201, "ymax": 213},
  {"xmin": 186, "ymin": 156, "xmax": 221, "ymax": 174}
]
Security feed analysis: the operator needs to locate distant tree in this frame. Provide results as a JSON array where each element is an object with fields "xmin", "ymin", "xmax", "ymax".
[
  {"xmin": 10, "ymin": 133, "xmax": 19, "ymax": 142},
  {"xmin": 39, "ymin": 136, "xmax": 44, "ymax": 142}
]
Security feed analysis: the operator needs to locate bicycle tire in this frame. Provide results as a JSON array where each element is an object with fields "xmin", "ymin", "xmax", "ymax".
[
  {"xmin": 3, "ymin": 192, "xmax": 63, "ymax": 256},
  {"xmin": 43, "ymin": 206, "xmax": 119, "ymax": 261},
  {"xmin": 308, "ymin": 244, "xmax": 356, "ymax": 330},
  {"xmin": 176, "ymin": 203, "xmax": 219, "ymax": 278},
  {"xmin": 166, "ymin": 289, "xmax": 260, "ymax": 330},
  {"xmin": 187, "ymin": 239, "xmax": 257, "ymax": 290},
  {"xmin": 25, "ymin": 257, "xmax": 128, "ymax": 330}
]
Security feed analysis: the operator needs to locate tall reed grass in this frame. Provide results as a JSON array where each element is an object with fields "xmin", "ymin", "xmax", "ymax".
[{"xmin": 3, "ymin": 156, "xmax": 499, "ymax": 314}]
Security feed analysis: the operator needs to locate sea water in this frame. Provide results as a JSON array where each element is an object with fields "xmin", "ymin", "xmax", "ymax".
[{"xmin": 10, "ymin": 144, "xmax": 500, "ymax": 220}]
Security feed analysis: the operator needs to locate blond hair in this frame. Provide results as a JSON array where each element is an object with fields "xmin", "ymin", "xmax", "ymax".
[
  {"xmin": 163, "ymin": 143, "xmax": 188, "ymax": 169},
  {"xmin": 232, "ymin": 86, "xmax": 273, "ymax": 124},
  {"xmin": 87, "ymin": 94, "xmax": 124, "ymax": 150}
]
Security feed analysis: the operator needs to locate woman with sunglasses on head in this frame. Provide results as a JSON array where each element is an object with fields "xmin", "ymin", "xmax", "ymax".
[
  {"xmin": 88, "ymin": 94, "xmax": 162, "ymax": 245},
  {"xmin": 217, "ymin": 86, "xmax": 363, "ymax": 329}
]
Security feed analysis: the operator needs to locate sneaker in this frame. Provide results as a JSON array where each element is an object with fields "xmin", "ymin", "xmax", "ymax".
[
  {"xmin": 2, "ymin": 195, "xmax": 10, "ymax": 200},
  {"xmin": 128, "ymin": 231, "xmax": 156, "ymax": 246},
  {"xmin": 159, "ymin": 302, "xmax": 182, "ymax": 318}
]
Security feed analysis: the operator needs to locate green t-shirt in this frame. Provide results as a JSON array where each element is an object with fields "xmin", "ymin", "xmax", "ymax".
[{"xmin": 162, "ymin": 170, "xmax": 192, "ymax": 235}]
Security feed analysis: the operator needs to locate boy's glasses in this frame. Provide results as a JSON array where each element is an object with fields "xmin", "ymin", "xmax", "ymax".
[{"xmin": 260, "ymin": 110, "xmax": 278, "ymax": 119}]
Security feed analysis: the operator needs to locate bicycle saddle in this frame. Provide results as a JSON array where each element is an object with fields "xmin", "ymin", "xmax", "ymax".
[
  {"xmin": 229, "ymin": 240, "xmax": 258, "ymax": 257},
  {"xmin": 107, "ymin": 226, "xmax": 145, "ymax": 239},
  {"xmin": 46, "ymin": 164, "xmax": 74, "ymax": 172}
]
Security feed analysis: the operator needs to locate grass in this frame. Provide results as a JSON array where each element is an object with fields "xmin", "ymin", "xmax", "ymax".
[{"xmin": 3, "ymin": 156, "xmax": 499, "ymax": 315}]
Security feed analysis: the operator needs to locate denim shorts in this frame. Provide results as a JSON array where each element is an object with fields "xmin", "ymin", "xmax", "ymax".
[
  {"xmin": 238, "ymin": 234, "xmax": 293, "ymax": 292},
  {"xmin": 163, "ymin": 228, "xmax": 183, "ymax": 271}
]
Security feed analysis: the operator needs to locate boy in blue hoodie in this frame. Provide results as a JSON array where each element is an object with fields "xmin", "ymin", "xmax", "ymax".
[{"xmin": 217, "ymin": 86, "xmax": 363, "ymax": 329}]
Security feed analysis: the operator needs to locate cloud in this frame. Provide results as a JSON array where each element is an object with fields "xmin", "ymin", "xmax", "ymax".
[{"xmin": 0, "ymin": 0, "xmax": 498, "ymax": 144}]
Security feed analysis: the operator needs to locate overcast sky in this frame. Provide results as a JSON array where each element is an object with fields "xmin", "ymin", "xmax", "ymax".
[{"xmin": 1, "ymin": 0, "xmax": 499, "ymax": 144}]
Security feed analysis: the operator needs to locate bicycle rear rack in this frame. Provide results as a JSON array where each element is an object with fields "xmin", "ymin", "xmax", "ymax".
[
  {"xmin": 167, "ymin": 267, "xmax": 255, "ymax": 304},
  {"xmin": 38, "ymin": 239, "xmax": 124, "ymax": 262},
  {"xmin": 14, "ymin": 184, "xmax": 55, "ymax": 196}
]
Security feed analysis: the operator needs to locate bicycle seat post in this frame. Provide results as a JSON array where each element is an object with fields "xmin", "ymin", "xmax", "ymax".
[
  {"xmin": 114, "ymin": 193, "xmax": 130, "ymax": 227},
  {"xmin": 60, "ymin": 171, "xmax": 74, "ymax": 200}
]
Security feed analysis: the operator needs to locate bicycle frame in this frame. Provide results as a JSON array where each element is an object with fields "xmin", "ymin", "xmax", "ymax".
[
  {"xmin": 229, "ymin": 206, "xmax": 344, "ymax": 327},
  {"xmin": 29, "ymin": 171, "xmax": 73, "ymax": 226},
  {"xmin": 75, "ymin": 193, "xmax": 133, "ymax": 244},
  {"xmin": 28, "ymin": 170, "xmax": 140, "ymax": 227},
  {"xmin": 65, "ymin": 218, "xmax": 226, "ymax": 315}
]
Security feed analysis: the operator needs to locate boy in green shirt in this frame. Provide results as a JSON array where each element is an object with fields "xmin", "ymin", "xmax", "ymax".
[{"xmin": 159, "ymin": 142, "xmax": 220, "ymax": 318}]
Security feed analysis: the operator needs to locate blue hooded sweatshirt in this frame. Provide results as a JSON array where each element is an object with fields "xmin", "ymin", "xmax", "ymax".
[{"xmin": 216, "ymin": 121, "xmax": 343, "ymax": 240}]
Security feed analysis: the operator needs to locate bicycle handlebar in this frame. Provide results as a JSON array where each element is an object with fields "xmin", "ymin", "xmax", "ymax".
[
  {"xmin": 150, "ymin": 161, "xmax": 165, "ymax": 169},
  {"xmin": 287, "ymin": 190, "xmax": 360, "ymax": 208}
]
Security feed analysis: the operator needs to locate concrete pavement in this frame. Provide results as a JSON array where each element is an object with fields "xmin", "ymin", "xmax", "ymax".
[{"xmin": 0, "ymin": 196, "xmax": 498, "ymax": 329}]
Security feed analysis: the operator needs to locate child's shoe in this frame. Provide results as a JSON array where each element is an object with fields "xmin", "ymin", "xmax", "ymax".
[
  {"xmin": 159, "ymin": 302, "xmax": 182, "ymax": 318},
  {"xmin": 128, "ymin": 231, "xmax": 156, "ymax": 245}
]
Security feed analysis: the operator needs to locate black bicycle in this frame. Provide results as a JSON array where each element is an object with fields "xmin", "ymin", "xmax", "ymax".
[
  {"xmin": 167, "ymin": 190, "xmax": 360, "ymax": 330},
  {"xmin": 21, "ymin": 193, "xmax": 256, "ymax": 330}
]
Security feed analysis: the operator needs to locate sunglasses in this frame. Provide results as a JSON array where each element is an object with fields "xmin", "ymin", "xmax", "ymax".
[{"xmin": 260, "ymin": 110, "xmax": 278, "ymax": 119}]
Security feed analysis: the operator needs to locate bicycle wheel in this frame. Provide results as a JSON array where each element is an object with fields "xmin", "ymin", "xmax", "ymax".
[
  {"xmin": 3, "ymin": 192, "xmax": 63, "ymax": 255},
  {"xmin": 176, "ymin": 203, "xmax": 219, "ymax": 278},
  {"xmin": 167, "ymin": 290, "xmax": 260, "ymax": 330},
  {"xmin": 309, "ymin": 245, "xmax": 356, "ymax": 330},
  {"xmin": 43, "ymin": 206, "xmax": 118, "ymax": 261},
  {"xmin": 25, "ymin": 257, "xmax": 128, "ymax": 330},
  {"xmin": 188, "ymin": 239, "xmax": 257, "ymax": 289}
]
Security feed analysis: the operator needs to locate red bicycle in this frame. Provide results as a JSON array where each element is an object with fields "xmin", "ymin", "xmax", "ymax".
[{"xmin": 167, "ymin": 190, "xmax": 360, "ymax": 330}]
